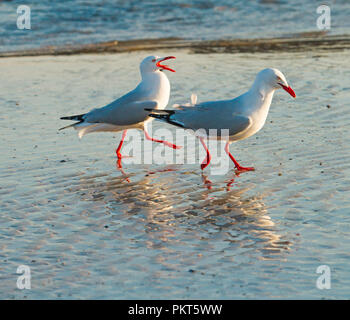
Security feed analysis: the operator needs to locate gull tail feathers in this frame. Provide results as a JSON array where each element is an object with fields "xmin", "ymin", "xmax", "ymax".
[
  {"xmin": 59, "ymin": 113, "xmax": 90, "ymax": 137},
  {"xmin": 60, "ymin": 112, "xmax": 120, "ymax": 139},
  {"xmin": 145, "ymin": 109, "xmax": 184, "ymax": 128},
  {"xmin": 59, "ymin": 121, "xmax": 83, "ymax": 131},
  {"xmin": 74, "ymin": 122, "xmax": 122, "ymax": 139},
  {"xmin": 60, "ymin": 113, "xmax": 86, "ymax": 121},
  {"xmin": 191, "ymin": 93, "xmax": 197, "ymax": 105},
  {"xmin": 173, "ymin": 93, "xmax": 197, "ymax": 108},
  {"xmin": 74, "ymin": 122, "xmax": 100, "ymax": 139},
  {"xmin": 59, "ymin": 113, "xmax": 86, "ymax": 131}
]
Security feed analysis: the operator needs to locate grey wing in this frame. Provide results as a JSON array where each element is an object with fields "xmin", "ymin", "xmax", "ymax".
[
  {"xmin": 170, "ymin": 103, "xmax": 252, "ymax": 137},
  {"xmin": 84, "ymin": 100, "xmax": 158, "ymax": 126},
  {"xmin": 206, "ymin": 114, "xmax": 251, "ymax": 137}
]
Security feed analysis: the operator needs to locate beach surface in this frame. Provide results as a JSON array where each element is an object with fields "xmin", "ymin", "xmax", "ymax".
[{"xmin": 1, "ymin": 49, "xmax": 350, "ymax": 299}]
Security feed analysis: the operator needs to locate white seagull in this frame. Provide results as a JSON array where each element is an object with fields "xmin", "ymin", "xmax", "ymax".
[
  {"xmin": 60, "ymin": 55, "xmax": 180, "ymax": 163},
  {"xmin": 147, "ymin": 68, "xmax": 296, "ymax": 171}
]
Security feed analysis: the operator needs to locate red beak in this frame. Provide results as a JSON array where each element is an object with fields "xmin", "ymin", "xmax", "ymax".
[
  {"xmin": 279, "ymin": 83, "xmax": 296, "ymax": 98},
  {"xmin": 156, "ymin": 56, "xmax": 176, "ymax": 72}
]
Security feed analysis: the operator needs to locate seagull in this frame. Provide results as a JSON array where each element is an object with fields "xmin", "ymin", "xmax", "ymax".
[
  {"xmin": 59, "ymin": 55, "xmax": 181, "ymax": 162},
  {"xmin": 147, "ymin": 68, "xmax": 296, "ymax": 171}
]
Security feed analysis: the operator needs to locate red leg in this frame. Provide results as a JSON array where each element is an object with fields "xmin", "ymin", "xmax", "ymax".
[
  {"xmin": 144, "ymin": 128, "xmax": 181, "ymax": 149},
  {"xmin": 116, "ymin": 158, "xmax": 131, "ymax": 183},
  {"xmin": 226, "ymin": 178, "xmax": 235, "ymax": 191},
  {"xmin": 116, "ymin": 130, "xmax": 128, "ymax": 159},
  {"xmin": 224, "ymin": 142, "xmax": 255, "ymax": 172},
  {"xmin": 199, "ymin": 137, "xmax": 211, "ymax": 170},
  {"xmin": 116, "ymin": 158, "xmax": 122, "ymax": 168},
  {"xmin": 201, "ymin": 173, "xmax": 212, "ymax": 189}
]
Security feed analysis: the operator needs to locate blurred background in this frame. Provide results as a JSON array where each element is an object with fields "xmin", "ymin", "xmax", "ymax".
[{"xmin": 1, "ymin": 0, "xmax": 350, "ymax": 52}]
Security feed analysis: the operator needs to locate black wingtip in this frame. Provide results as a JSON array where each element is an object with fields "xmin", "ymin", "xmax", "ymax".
[
  {"xmin": 60, "ymin": 113, "xmax": 86, "ymax": 121},
  {"xmin": 58, "ymin": 120, "xmax": 83, "ymax": 131},
  {"xmin": 148, "ymin": 114, "xmax": 160, "ymax": 119},
  {"xmin": 148, "ymin": 112, "xmax": 184, "ymax": 128}
]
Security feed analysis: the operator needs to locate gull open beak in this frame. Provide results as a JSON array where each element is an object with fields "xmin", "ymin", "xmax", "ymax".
[
  {"xmin": 279, "ymin": 83, "xmax": 296, "ymax": 98},
  {"xmin": 156, "ymin": 56, "xmax": 176, "ymax": 72}
]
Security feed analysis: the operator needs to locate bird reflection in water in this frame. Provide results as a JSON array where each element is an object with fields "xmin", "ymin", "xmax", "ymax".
[
  {"xmin": 78, "ymin": 168, "xmax": 291, "ymax": 266},
  {"xmin": 200, "ymin": 168, "xmax": 250, "ymax": 191},
  {"xmin": 117, "ymin": 157, "xmax": 247, "ymax": 192},
  {"xmin": 116, "ymin": 158, "xmax": 131, "ymax": 183}
]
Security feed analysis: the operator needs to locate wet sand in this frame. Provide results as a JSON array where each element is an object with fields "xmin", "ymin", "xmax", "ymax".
[
  {"xmin": 1, "ymin": 34, "xmax": 350, "ymax": 58},
  {"xmin": 1, "ymin": 49, "xmax": 350, "ymax": 299}
]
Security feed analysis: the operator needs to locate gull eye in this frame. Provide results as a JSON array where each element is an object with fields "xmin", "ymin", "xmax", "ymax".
[{"xmin": 152, "ymin": 59, "xmax": 156, "ymax": 62}]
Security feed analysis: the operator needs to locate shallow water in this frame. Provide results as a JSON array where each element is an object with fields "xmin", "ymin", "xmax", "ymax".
[
  {"xmin": 1, "ymin": 50, "xmax": 350, "ymax": 299},
  {"xmin": 1, "ymin": 0, "xmax": 350, "ymax": 52}
]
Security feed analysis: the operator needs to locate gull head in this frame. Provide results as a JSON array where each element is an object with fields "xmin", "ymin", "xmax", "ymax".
[
  {"xmin": 140, "ymin": 55, "xmax": 176, "ymax": 74},
  {"xmin": 256, "ymin": 68, "xmax": 296, "ymax": 98}
]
